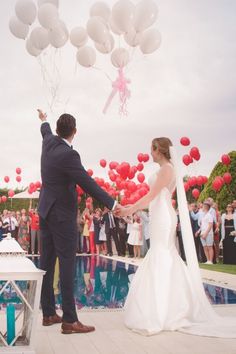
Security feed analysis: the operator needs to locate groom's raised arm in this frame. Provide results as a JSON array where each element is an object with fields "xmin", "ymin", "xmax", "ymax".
[{"xmin": 37, "ymin": 109, "xmax": 52, "ymax": 139}]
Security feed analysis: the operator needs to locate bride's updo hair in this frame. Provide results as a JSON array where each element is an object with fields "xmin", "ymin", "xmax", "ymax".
[{"xmin": 152, "ymin": 137, "xmax": 173, "ymax": 160}]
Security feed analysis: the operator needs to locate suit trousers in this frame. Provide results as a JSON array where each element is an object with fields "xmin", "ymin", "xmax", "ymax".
[
  {"xmin": 40, "ymin": 210, "xmax": 78, "ymax": 323},
  {"xmin": 106, "ymin": 227, "xmax": 120, "ymax": 255}
]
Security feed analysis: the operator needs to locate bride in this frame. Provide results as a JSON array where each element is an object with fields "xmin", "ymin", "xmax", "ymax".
[{"xmin": 120, "ymin": 137, "xmax": 236, "ymax": 338}]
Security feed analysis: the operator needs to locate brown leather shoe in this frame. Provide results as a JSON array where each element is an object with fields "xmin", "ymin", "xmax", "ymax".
[
  {"xmin": 42, "ymin": 313, "xmax": 62, "ymax": 326},
  {"xmin": 61, "ymin": 321, "xmax": 95, "ymax": 334}
]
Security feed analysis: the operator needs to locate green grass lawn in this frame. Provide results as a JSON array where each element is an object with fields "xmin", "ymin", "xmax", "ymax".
[{"xmin": 199, "ymin": 262, "xmax": 236, "ymax": 275}]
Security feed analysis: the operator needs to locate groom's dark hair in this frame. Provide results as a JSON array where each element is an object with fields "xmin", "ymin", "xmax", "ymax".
[{"xmin": 56, "ymin": 113, "xmax": 76, "ymax": 139}]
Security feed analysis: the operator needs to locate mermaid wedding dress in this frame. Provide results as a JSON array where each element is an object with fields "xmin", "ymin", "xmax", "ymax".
[{"xmin": 124, "ymin": 148, "xmax": 236, "ymax": 338}]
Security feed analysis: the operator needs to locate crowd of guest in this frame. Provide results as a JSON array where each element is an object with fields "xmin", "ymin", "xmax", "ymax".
[
  {"xmin": 0, "ymin": 197, "xmax": 235, "ymax": 265},
  {"xmin": 177, "ymin": 198, "xmax": 236, "ymax": 265},
  {"xmin": 0, "ymin": 201, "xmax": 40, "ymax": 254},
  {"xmin": 76, "ymin": 207, "xmax": 150, "ymax": 260}
]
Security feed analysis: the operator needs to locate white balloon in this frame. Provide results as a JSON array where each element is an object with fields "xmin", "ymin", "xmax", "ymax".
[
  {"xmin": 49, "ymin": 23, "xmax": 68, "ymax": 48},
  {"xmin": 95, "ymin": 33, "xmax": 114, "ymax": 54},
  {"xmin": 70, "ymin": 27, "xmax": 88, "ymax": 48},
  {"xmin": 9, "ymin": 16, "xmax": 29, "ymax": 39},
  {"xmin": 111, "ymin": 0, "xmax": 134, "ymax": 33},
  {"xmin": 109, "ymin": 16, "xmax": 123, "ymax": 35},
  {"xmin": 90, "ymin": 2, "xmax": 111, "ymax": 23},
  {"xmin": 87, "ymin": 16, "xmax": 109, "ymax": 44},
  {"xmin": 133, "ymin": 0, "xmax": 158, "ymax": 32},
  {"xmin": 140, "ymin": 28, "xmax": 161, "ymax": 54},
  {"xmin": 111, "ymin": 48, "xmax": 129, "ymax": 68},
  {"xmin": 76, "ymin": 46, "xmax": 96, "ymax": 68},
  {"xmin": 124, "ymin": 27, "xmax": 141, "ymax": 47},
  {"xmin": 38, "ymin": 0, "xmax": 59, "ymax": 8},
  {"xmin": 30, "ymin": 26, "xmax": 49, "ymax": 50},
  {"xmin": 58, "ymin": 20, "xmax": 69, "ymax": 38},
  {"xmin": 38, "ymin": 3, "xmax": 59, "ymax": 29},
  {"xmin": 26, "ymin": 38, "xmax": 42, "ymax": 56},
  {"xmin": 15, "ymin": 0, "xmax": 37, "ymax": 25}
]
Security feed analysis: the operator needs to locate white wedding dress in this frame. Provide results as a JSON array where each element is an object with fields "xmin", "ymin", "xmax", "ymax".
[{"xmin": 124, "ymin": 166, "xmax": 236, "ymax": 338}]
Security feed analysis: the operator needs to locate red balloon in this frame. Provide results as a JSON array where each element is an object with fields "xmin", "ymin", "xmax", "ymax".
[
  {"xmin": 221, "ymin": 154, "xmax": 231, "ymax": 166},
  {"xmin": 87, "ymin": 169, "xmax": 93, "ymax": 176},
  {"xmin": 35, "ymin": 181, "xmax": 41, "ymax": 189},
  {"xmin": 76, "ymin": 185, "xmax": 84, "ymax": 196},
  {"xmin": 202, "ymin": 176, "xmax": 208, "ymax": 184},
  {"xmin": 137, "ymin": 163, "xmax": 144, "ymax": 171},
  {"xmin": 109, "ymin": 161, "xmax": 118, "ymax": 170},
  {"xmin": 29, "ymin": 182, "xmax": 35, "ymax": 189},
  {"xmin": 184, "ymin": 182, "xmax": 190, "ymax": 192},
  {"xmin": 138, "ymin": 187, "xmax": 147, "ymax": 197},
  {"xmin": 120, "ymin": 197, "xmax": 128, "ymax": 206},
  {"xmin": 127, "ymin": 181, "xmax": 137, "ymax": 193},
  {"xmin": 16, "ymin": 176, "xmax": 22, "ymax": 183},
  {"xmin": 189, "ymin": 147, "xmax": 200, "ymax": 160},
  {"xmin": 4, "ymin": 176, "xmax": 10, "ymax": 183},
  {"xmin": 137, "ymin": 153, "xmax": 144, "ymax": 162},
  {"xmin": 137, "ymin": 173, "xmax": 145, "ymax": 183},
  {"xmin": 192, "ymin": 188, "xmax": 200, "ymax": 199},
  {"xmin": 100, "ymin": 159, "xmax": 107, "ymax": 168},
  {"xmin": 182, "ymin": 155, "xmax": 192, "ymax": 166},
  {"xmin": 119, "ymin": 162, "xmax": 130, "ymax": 178},
  {"xmin": 1, "ymin": 196, "xmax": 7, "ymax": 202},
  {"xmin": 223, "ymin": 172, "xmax": 232, "ymax": 184},
  {"xmin": 109, "ymin": 172, "xmax": 116, "ymax": 182},
  {"xmin": 180, "ymin": 137, "xmax": 190, "ymax": 146},
  {"xmin": 172, "ymin": 199, "xmax": 176, "ymax": 207},
  {"xmin": 8, "ymin": 190, "xmax": 15, "ymax": 198},
  {"xmin": 188, "ymin": 177, "xmax": 197, "ymax": 187},
  {"xmin": 196, "ymin": 176, "xmax": 204, "ymax": 186},
  {"xmin": 16, "ymin": 167, "xmax": 21, "ymax": 175},
  {"xmin": 212, "ymin": 177, "xmax": 224, "ymax": 192},
  {"xmin": 142, "ymin": 154, "xmax": 149, "ymax": 162}
]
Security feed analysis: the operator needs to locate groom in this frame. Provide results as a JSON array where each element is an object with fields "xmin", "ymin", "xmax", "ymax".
[{"xmin": 37, "ymin": 109, "xmax": 120, "ymax": 334}]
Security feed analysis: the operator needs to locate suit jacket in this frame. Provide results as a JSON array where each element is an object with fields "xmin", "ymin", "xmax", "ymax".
[
  {"xmin": 102, "ymin": 212, "xmax": 118, "ymax": 234},
  {"xmin": 38, "ymin": 122, "xmax": 114, "ymax": 221}
]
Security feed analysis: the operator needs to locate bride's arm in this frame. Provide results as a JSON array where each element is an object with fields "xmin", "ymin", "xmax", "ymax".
[{"xmin": 121, "ymin": 164, "xmax": 173, "ymax": 216}]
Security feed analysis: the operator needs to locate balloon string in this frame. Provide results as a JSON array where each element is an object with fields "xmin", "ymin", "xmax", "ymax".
[{"xmin": 92, "ymin": 66, "xmax": 113, "ymax": 82}]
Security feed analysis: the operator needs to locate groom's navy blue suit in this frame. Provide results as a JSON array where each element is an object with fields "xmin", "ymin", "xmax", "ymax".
[{"xmin": 39, "ymin": 122, "xmax": 115, "ymax": 322}]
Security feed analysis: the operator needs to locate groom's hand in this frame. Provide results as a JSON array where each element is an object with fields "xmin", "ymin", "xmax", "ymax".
[{"xmin": 37, "ymin": 109, "xmax": 47, "ymax": 122}]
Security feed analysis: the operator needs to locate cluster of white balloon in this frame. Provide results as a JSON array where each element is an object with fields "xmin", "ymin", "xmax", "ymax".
[
  {"xmin": 9, "ymin": 0, "xmax": 68, "ymax": 56},
  {"xmin": 9, "ymin": 0, "xmax": 161, "ymax": 113},
  {"xmin": 72, "ymin": 0, "xmax": 161, "ymax": 69}
]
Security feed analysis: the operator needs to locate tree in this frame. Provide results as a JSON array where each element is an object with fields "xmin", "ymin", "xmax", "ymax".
[{"xmin": 199, "ymin": 151, "xmax": 236, "ymax": 211}]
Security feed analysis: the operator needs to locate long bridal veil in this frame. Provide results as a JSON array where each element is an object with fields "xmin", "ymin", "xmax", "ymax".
[{"xmin": 170, "ymin": 146, "xmax": 236, "ymax": 338}]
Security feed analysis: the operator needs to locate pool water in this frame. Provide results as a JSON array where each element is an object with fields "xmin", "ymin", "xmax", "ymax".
[{"xmin": 0, "ymin": 256, "xmax": 236, "ymax": 310}]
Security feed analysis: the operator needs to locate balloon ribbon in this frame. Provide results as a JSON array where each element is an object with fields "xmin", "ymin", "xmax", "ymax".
[{"xmin": 103, "ymin": 68, "xmax": 131, "ymax": 115}]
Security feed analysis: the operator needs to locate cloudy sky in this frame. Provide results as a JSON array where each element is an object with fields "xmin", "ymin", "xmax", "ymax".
[{"xmin": 0, "ymin": 0, "xmax": 236, "ymax": 190}]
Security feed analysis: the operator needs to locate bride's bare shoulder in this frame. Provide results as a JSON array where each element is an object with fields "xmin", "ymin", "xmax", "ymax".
[{"xmin": 158, "ymin": 163, "xmax": 174, "ymax": 179}]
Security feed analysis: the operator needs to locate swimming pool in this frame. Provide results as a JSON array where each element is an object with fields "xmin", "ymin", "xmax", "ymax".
[{"xmin": 0, "ymin": 256, "xmax": 236, "ymax": 310}]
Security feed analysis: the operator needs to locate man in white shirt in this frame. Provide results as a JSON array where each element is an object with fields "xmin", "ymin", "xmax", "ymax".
[
  {"xmin": 196, "ymin": 201, "xmax": 214, "ymax": 264},
  {"xmin": 4, "ymin": 211, "xmax": 18, "ymax": 238}
]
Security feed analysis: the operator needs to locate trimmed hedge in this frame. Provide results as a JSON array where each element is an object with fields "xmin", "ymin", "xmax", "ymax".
[{"xmin": 198, "ymin": 151, "xmax": 236, "ymax": 211}]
